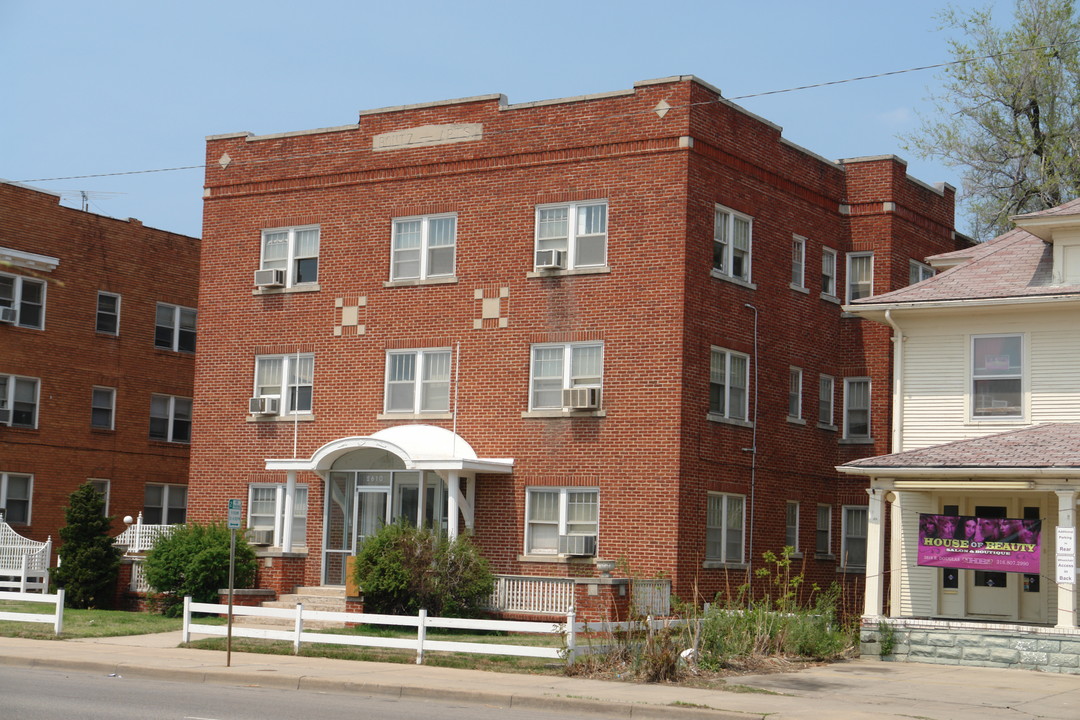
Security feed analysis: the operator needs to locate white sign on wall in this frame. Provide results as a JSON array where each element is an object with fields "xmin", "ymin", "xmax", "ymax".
[{"xmin": 1057, "ymin": 527, "xmax": 1076, "ymax": 584}]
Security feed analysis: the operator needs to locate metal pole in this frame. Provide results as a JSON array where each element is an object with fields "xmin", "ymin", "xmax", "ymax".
[{"xmin": 227, "ymin": 528, "xmax": 236, "ymax": 667}]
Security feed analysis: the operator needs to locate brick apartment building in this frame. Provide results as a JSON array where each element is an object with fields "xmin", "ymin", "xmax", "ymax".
[
  {"xmin": 1, "ymin": 180, "xmax": 199, "ymax": 549},
  {"xmin": 192, "ymin": 75, "xmax": 969, "ymax": 613}
]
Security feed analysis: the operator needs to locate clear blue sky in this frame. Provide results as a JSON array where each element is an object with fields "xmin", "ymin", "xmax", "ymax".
[{"xmin": 3, "ymin": 0, "xmax": 1015, "ymax": 239}]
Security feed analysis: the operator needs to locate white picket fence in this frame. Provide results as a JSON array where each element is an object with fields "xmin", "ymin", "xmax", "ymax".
[
  {"xmin": 0, "ymin": 520, "xmax": 51, "ymax": 593},
  {"xmin": 0, "ymin": 589, "xmax": 65, "ymax": 635},
  {"xmin": 488, "ymin": 575, "xmax": 575, "ymax": 614}
]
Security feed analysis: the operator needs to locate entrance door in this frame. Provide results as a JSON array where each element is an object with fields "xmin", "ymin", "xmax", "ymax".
[
  {"xmin": 966, "ymin": 505, "xmax": 1013, "ymax": 618},
  {"xmin": 356, "ymin": 489, "xmax": 390, "ymax": 546}
]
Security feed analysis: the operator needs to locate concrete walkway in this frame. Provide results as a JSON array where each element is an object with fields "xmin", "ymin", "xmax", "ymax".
[{"xmin": 0, "ymin": 631, "xmax": 1076, "ymax": 719}]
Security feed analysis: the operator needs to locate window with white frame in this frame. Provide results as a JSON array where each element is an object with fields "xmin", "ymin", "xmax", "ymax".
[
  {"xmin": 709, "ymin": 347, "xmax": 749, "ymax": 421},
  {"xmin": 816, "ymin": 504, "xmax": 832, "ymax": 555},
  {"xmin": 529, "ymin": 342, "xmax": 602, "ymax": 410},
  {"xmin": 972, "ymin": 334, "xmax": 1022, "ymax": 418},
  {"xmin": 842, "ymin": 506, "xmax": 868, "ymax": 570},
  {"xmin": 88, "ymin": 479, "xmax": 110, "ymax": 515},
  {"xmin": 818, "ymin": 374, "xmax": 835, "ymax": 426},
  {"xmin": 534, "ymin": 201, "xmax": 607, "ymax": 270},
  {"xmin": 786, "ymin": 501, "xmax": 800, "ymax": 552},
  {"xmin": 0, "ymin": 374, "xmax": 39, "ymax": 428},
  {"xmin": 143, "ymin": 483, "xmax": 186, "ymax": 525},
  {"xmin": 713, "ymin": 205, "xmax": 752, "ymax": 282},
  {"xmin": 248, "ymin": 484, "xmax": 308, "ymax": 545},
  {"xmin": 149, "ymin": 394, "xmax": 192, "ymax": 443},
  {"xmin": 706, "ymin": 492, "xmax": 745, "ymax": 563},
  {"xmin": 384, "ymin": 349, "xmax": 451, "ymax": 414},
  {"xmin": 821, "ymin": 247, "xmax": 837, "ymax": 297},
  {"xmin": 525, "ymin": 487, "xmax": 598, "ymax": 555},
  {"xmin": 791, "ymin": 236, "xmax": 806, "ymax": 288},
  {"xmin": 154, "ymin": 303, "xmax": 196, "ymax": 353},
  {"xmin": 91, "ymin": 386, "xmax": 115, "ymax": 430},
  {"xmin": 0, "ymin": 272, "xmax": 45, "ymax": 329},
  {"xmin": 788, "ymin": 367, "xmax": 802, "ymax": 420},
  {"xmin": 846, "ymin": 252, "xmax": 873, "ymax": 302},
  {"xmin": 96, "ymin": 292, "xmax": 120, "ymax": 335},
  {"xmin": 909, "ymin": 260, "xmax": 935, "ymax": 285},
  {"xmin": 0, "ymin": 473, "xmax": 32, "ymax": 524},
  {"xmin": 261, "ymin": 225, "xmax": 320, "ymax": 287},
  {"xmin": 843, "ymin": 378, "xmax": 871, "ymax": 440},
  {"xmin": 391, "ymin": 214, "xmax": 456, "ymax": 281},
  {"xmin": 254, "ymin": 354, "xmax": 314, "ymax": 415}
]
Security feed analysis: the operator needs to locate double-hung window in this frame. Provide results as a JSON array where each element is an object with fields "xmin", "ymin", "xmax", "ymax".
[
  {"xmin": 842, "ymin": 506, "xmax": 868, "ymax": 571},
  {"xmin": 391, "ymin": 214, "xmax": 456, "ymax": 280},
  {"xmin": 818, "ymin": 375, "xmax": 835, "ymax": 426},
  {"xmin": 529, "ymin": 342, "xmax": 602, "ymax": 410},
  {"xmin": 149, "ymin": 394, "xmax": 192, "ymax": 443},
  {"xmin": 843, "ymin": 378, "xmax": 871, "ymax": 440},
  {"xmin": 846, "ymin": 252, "xmax": 873, "ymax": 302},
  {"xmin": 791, "ymin": 236, "xmax": 806, "ymax": 288},
  {"xmin": 0, "ymin": 272, "xmax": 45, "ymax": 329},
  {"xmin": 261, "ymin": 225, "xmax": 319, "ymax": 287},
  {"xmin": 96, "ymin": 292, "xmax": 120, "ymax": 334},
  {"xmin": 254, "ymin": 354, "xmax": 314, "ymax": 415},
  {"xmin": 713, "ymin": 205, "xmax": 752, "ymax": 282},
  {"xmin": 971, "ymin": 334, "xmax": 1022, "ymax": 418},
  {"xmin": 706, "ymin": 492, "xmax": 745, "ymax": 564},
  {"xmin": 143, "ymin": 483, "xmax": 186, "ymax": 524},
  {"xmin": 91, "ymin": 386, "xmax": 115, "ymax": 430},
  {"xmin": 154, "ymin": 303, "xmax": 196, "ymax": 352},
  {"xmin": 788, "ymin": 367, "xmax": 803, "ymax": 420},
  {"xmin": 909, "ymin": 260, "xmax": 935, "ymax": 285},
  {"xmin": 821, "ymin": 248, "xmax": 837, "ymax": 297},
  {"xmin": 88, "ymin": 479, "xmax": 110, "ymax": 515},
  {"xmin": 384, "ymin": 349, "xmax": 451, "ymax": 414},
  {"xmin": 534, "ymin": 201, "xmax": 607, "ymax": 270},
  {"xmin": 0, "ymin": 473, "xmax": 32, "ymax": 524},
  {"xmin": 816, "ymin": 505, "xmax": 832, "ymax": 555},
  {"xmin": 709, "ymin": 347, "xmax": 749, "ymax": 421},
  {"xmin": 786, "ymin": 501, "xmax": 800, "ymax": 552},
  {"xmin": 0, "ymin": 374, "xmax": 39, "ymax": 428},
  {"xmin": 248, "ymin": 484, "xmax": 308, "ymax": 546},
  {"xmin": 525, "ymin": 487, "xmax": 598, "ymax": 556}
]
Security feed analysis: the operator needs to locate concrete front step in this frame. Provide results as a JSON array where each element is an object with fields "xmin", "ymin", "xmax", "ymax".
[{"xmin": 251, "ymin": 585, "xmax": 352, "ymax": 628}]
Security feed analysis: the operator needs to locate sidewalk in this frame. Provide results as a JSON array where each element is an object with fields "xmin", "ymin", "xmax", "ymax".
[{"xmin": 0, "ymin": 630, "xmax": 1077, "ymax": 719}]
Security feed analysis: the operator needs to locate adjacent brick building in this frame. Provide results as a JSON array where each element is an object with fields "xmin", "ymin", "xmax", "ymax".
[
  {"xmin": 192, "ymin": 75, "xmax": 969, "ymax": 613},
  {"xmin": 0, "ymin": 180, "xmax": 199, "ymax": 550}
]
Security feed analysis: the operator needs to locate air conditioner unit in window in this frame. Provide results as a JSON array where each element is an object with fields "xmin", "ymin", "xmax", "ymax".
[
  {"xmin": 247, "ymin": 529, "xmax": 274, "ymax": 546},
  {"xmin": 562, "ymin": 386, "xmax": 601, "ymax": 411},
  {"xmin": 559, "ymin": 534, "xmax": 597, "ymax": 557},
  {"xmin": 0, "ymin": 307, "xmax": 16, "ymax": 323},
  {"xmin": 248, "ymin": 396, "xmax": 280, "ymax": 415},
  {"xmin": 254, "ymin": 268, "xmax": 285, "ymax": 288},
  {"xmin": 535, "ymin": 249, "xmax": 567, "ymax": 270},
  {"xmin": 0, "ymin": 407, "xmax": 10, "ymax": 424}
]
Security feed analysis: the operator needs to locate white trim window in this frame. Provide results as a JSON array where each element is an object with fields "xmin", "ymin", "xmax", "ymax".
[
  {"xmin": 91, "ymin": 386, "xmax": 115, "ymax": 430},
  {"xmin": 843, "ymin": 377, "xmax": 871, "ymax": 440},
  {"xmin": 149, "ymin": 394, "xmax": 192, "ymax": 443},
  {"xmin": 818, "ymin": 374, "xmax": 835, "ymax": 426},
  {"xmin": 143, "ymin": 483, "xmax": 186, "ymax": 525},
  {"xmin": 385, "ymin": 349, "xmax": 451, "ymax": 414},
  {"xmin": 529, "ymin": 342, "xmax": 603, "ymax": 410},
  {"xmin": 0, "ymin": 473, "xmax": 32, "ymax": 524},
  {"xmin": 786, "ymin": 501, "xmax": 800, "ymax": 552},
  {"xmin": 248, "ymin": 484, "xmax": 308, "ymax": 546},
  {"xmin": 816, "ymin": 504, "xmax": 832, "ymax": 555},
  {"xmin": 95, "ymin": 292, "xmax": 120, "ymax": 335},
  {"xmin": 821, "ymin": 248, "xmax": 837, "ymax": 297},
  {"xmin": 972, "ymin": 334, "xmax": 1022, "ymax": 419},
  {"xmin": 154, "ymin": 303, "xmax": 196, "ymax": 353},
  {"xmin": 709, "ymin": 347, "xmax": 749, "ymax": 421},
  {"xmin": 255, "ymin": 354, "xmax": 314, "ymax": 415},
  {"xmin": 909, "ymin": 260, "xmax": 935, "ymax": 285},
  {"xmin": 713, "ymin": 205, "xmax": 752, "ymax": 282},
  {"xmin": 842, "ymin": 506, "xmax": 868, "ymax": 571},
  {"xmin": 525, "ymin": 487, "xmax": 598, "ymax": 556},
  {"xmin": 0, "ymin": 374, "xmax": 39, "ymax": 429},
  {"xmin": 0, "ymin": 272, "xmax": 45, "ymax": 329},
  {"xmin": 791, "ymin": 235, "xmax": 806, "ymax": 288},
  {"xmin": 88, "ymin": 479, "xmax": 110, "ymax": 515},
  {"xmin": 391, "ymin": 214, "xmax": 456, "ymax": 280},
  {"xmin": 846, "ymin": 252, "xmax": 873, "ymax": 302},
  {"xmin": 788, "ymin": 367, "xmax": 803, "ymax": 420},
  {"xmin": 261, "ymin": 225, "xmax": 320, "ymax": 287},
  {"xmin": 706, "ymin": 492, "xmax": 745, "ymax": 564},
  {"xmin": 535, "ymin": 200, "xmax": 608, "ymax": 270}
]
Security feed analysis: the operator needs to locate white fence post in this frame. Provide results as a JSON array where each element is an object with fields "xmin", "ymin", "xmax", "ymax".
[
  {"xmin": 565, "ymin": 608, "xmax": 576, "ymax": 663},
  {"xmin": 53, "ymin": 588, "xmax": 65, "ymax": 635},
  {"xmin": 182, "ymin": 596, "xmax": 191, "ymax": 643},
  {"xmin": 19, "ymin": 555, "xmax": 28, "ymax": 593},
  {"xmin": 293, "ymin": 603, "xmax": 303, "ymax": 655},
  {"xmin": 416, "ymin": 609, "xmax": 427, "ymax": 665}
]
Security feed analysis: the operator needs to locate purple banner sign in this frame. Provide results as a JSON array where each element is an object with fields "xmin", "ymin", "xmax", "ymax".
[{"xmin": 917, "ymin": 514, "xmax": 1042, "ymax": 574}]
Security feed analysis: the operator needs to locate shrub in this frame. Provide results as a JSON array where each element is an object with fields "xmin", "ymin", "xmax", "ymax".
[
  {"xmin": 143, "ymin": 522, "xmax": 256, "ymax": 617},
  {"xmin": 53, "ymin": 482, "xmax": 122, "ymax": 609},
  {"xmin": 353, "ymin": 521, "xmax": 494, "ymax": 617}
]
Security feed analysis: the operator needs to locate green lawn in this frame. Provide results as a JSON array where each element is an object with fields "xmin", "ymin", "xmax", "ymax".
[{"xmin": 0, "ymin": 599, "xmax": 222, "ymax": 640}]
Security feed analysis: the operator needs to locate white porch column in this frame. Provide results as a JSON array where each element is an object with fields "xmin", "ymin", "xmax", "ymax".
[
  {"xmin": 281, "ymin": 470, "xmax": 297, "ymax": 551},
  {"xmin": 1056, "ymin": 489, "xmax": 1077, "ymax": 629},
  {"xmin": 863, "ymin": 486, "xmax": 886, "ymax": 619},
  {"xmin": 447, "ymin": 471, "xmax": 461, "ymax": 540}
]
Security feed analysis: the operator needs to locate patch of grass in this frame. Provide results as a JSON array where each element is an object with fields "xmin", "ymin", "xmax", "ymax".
[{"xmin": 0, "ymin": 600, "xmax": 225, "ymax": 640}]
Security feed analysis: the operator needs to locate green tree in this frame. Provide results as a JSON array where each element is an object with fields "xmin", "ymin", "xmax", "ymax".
[
  {"xmin": 53, "ymin": 482, "xmax": 122, "ymax": 609},
  {"xmin": 905, "ymin": 0, "xmax": 1080, "ymax": 239},
  {"xmin": 143, "ymin": 522, "xmax": 256, "ymax": 617}
]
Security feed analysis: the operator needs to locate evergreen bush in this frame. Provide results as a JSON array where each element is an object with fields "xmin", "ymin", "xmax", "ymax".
[{"xmin": 53, "ymin": 482, "xmax": 122, "ymax": 609}]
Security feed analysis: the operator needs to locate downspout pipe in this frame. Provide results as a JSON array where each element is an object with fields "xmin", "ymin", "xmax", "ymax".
[
  {"xmin": 884, "ymin": 309, "xmax": 903, "ymax": 453},
  {"xmin": 744, "ymin": 303, "xmax": 759, "ymax": 573}
]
